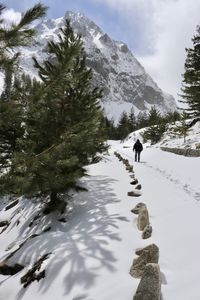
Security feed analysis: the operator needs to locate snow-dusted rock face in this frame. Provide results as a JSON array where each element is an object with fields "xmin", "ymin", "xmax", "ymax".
[{"xmin": 19, "ymin": 11, "xmax": 177, "ymax": 122}]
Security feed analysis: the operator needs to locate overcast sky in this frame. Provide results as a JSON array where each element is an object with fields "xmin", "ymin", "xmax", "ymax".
[{"xmin": 3, "ymin": 0, "xmax": 200, "ymax": 101}]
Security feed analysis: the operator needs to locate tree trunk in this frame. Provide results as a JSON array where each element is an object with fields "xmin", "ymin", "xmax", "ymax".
[{"xmin": 50, "ymin": 191, "xmax": 58, "ymax": 203}]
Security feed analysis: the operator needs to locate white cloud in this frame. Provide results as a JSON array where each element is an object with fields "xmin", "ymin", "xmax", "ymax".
[
  {"xmin": 138, "ymin": 0, "xmax": 200, "ymax": 101},
  {"xmin": 92, "ymin": 0, "xmax": 200, "ymax": 101},
  {"xmin": 2, "ymin": 8, "xmax": 21, "ymax": 26},
  {"xmin": 2, "ymin": 1, "xmax": 200, "ymax": 102}
]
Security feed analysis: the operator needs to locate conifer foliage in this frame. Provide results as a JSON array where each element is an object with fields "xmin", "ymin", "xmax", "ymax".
[
  {"xmin": 141, "ymin": 107, "xmax": 166, "ymax": 144},
  {"xmin": 181, "ymin": 25, "xmax": 200, "ymax": 117},
  {"xmin": 170, "ymin": 112, "xmax": 189, "ymax": 143},
  {"xmin": 0, "ymin": 3, "xmax": 47, "ymax": 168},
  {"xmin": 0, "ymin": 19, "xmax": 106, "ymax": 211},
  {"xmin": 0, "ymin": 3, "xmax": 47, "ymax": 99}
]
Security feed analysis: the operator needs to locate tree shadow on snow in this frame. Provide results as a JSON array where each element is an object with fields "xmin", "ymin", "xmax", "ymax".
[{"xmin": 13, "ymin": 175, "xmax": 129, "ymax": 298}]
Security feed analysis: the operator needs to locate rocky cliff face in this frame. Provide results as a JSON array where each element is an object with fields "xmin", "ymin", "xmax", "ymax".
[{"xmin": 18, "ymin": 11, "xmax": 177, "ymax": 122}]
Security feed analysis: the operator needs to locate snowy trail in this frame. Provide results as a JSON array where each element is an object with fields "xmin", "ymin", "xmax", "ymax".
[
  {"xmin": 117, "ymin": 144, "xmax": 200, "ymax": 202},
  {"xmin": 112, "ymin": 142, "xmax": 200, "ymax": 300},
  {"xmin": 1, "ymin": 143, "xmax": 200, "ymax": 300},
  {"xmin": 0, "ymin": 150, "xmax": 142, "ymax": 300}
]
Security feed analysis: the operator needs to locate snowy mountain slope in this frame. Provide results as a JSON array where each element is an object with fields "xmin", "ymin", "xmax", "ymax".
[
  {"xmin": 159, "ymin": 120, "xmax": 200, "ymax": 150},
  {"xmin": 125, "ymin": 120, "xmax": 200, "ymax": 151},
  {"xmin": 0, "ymin": 139, "xmax": 200, "ymax": 299},
  {"xmin": 16, "ymin": 11, "xmax": 176, "ymax": 122}
]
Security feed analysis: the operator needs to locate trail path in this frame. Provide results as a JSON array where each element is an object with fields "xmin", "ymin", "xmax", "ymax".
[
  {"xmin": 113, "ymin": 142, "xmax": 200, "ymax": 300},
  {"xmin": 1, "ymin": 143, "xmax": 200, "ymax": 300}
]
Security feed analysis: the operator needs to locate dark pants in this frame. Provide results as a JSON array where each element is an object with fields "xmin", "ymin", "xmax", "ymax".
[{"xmin": 135, "ymin": 151, "xmax": 141, "ymax": 162}]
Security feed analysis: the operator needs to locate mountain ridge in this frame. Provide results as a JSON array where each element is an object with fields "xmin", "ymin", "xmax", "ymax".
[{"xmin": 18, "ymin": 11, "xmax": 177, "ymax": 122}]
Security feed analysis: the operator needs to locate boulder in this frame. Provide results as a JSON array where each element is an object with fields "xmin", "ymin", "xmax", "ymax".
[
  {"xmin": 137, "ymin": 205, "xmax": 149, "ymax": 231},
  {"xmin": 135, "ymin": 184, "xmax": 142, "ymax": 190},
  {"xmin": 127, "ymin": 191, "xmax": 141, "ymax": 197},
  {"xmin": 142, "ymin": 224, "xmax": 152, "ymax": 239},
  {"xmin": 131, "ymin": 203, "xmax": 146, "ymax": 215},
  {"xmin": 130, "ymin": 179, "xmax": 138, "ymax": 185},
  {"xmin": 130, "ymin": 244, "xmax": 159, "ymax": 278},
  {"xmin": 133, "ymin": 263, "xmax": 161, "ymax": 300}
]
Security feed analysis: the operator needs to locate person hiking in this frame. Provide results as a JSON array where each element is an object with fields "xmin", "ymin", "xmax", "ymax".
[{"xmin": 133, "ymin": 139, "xmax": 143, "ymax": 162}]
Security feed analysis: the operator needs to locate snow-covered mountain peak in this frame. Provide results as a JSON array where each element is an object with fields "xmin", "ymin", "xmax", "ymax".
[{"xmin": 17, "ymin": 11, "xmax": 177, "ymax": 122}]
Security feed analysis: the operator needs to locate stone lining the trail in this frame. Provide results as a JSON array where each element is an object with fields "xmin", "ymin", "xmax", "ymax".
[
  {"xmin": 114, "ymin": 151, "xmax": 161, "ymax": 300},
  {"xmin": 131, "ymin": 203, "xmax": 146, "ymax": 215},
  {"xmin": 127, "ymin": 191, "xmax": 142, "ymax": 197},
  {"xmin": 142, "ymin": 224, "xmax": 152, "ymax": 239},
  {"xmin": 130, "ymin": 244, "xmax": 159, "ymax": 278},
  {"xmin": 135, "ymin": 184, "xmax": 142, "ymax": 190},
  {"xmin": 131, "ymin": 203, "xmax": 150, "ymax": 232},
  {"xmin": 114, "ymin": 151, "xmax": 141, "ymax": 198},
  {"xmin": 133, "ymin": 263, "xmax": 161, "ymax": 300},
  {"xmin": 130, "ymin": 179, "xmax": 138, "ymax": 185},
  {"xmin": 161, "ymin": 147, "xmax": 200, "ymax": 157}
]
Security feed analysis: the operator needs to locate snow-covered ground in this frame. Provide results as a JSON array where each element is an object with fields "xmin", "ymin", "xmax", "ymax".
[
  {"xmin": 0, "ymin": 126, "xmax": 200, "ymax": 299},
  {"xmin": 159, "ymin": 119, "xmax": 200, "ymax": 149}
]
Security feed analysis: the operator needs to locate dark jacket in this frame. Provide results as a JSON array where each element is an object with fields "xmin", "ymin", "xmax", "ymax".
[{"xmin": 133, "ymin": 140, "xmax": 143, "ymax": 152}]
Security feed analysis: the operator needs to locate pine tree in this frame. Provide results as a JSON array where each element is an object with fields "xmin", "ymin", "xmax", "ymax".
[
  {"xmin": 0, "ymin": 78, "xmax": 24, "ymax": 168},
  {"xmin": 141, "ymin": 123, "xmax": 166, "ymax": 144},
  {"xmin": 164, "ymin": 111, "xmax": 181, "ymax": 124},
  {"xmin": 128, "ymin": 107, "xmax": 137, "ymax": 132},
  {"xmin": 141, "ymin": 107, "xmax": 167, "ymax": 144},
  {"xmin": 104, "ymin": 116, "xmax": 117, "ymax": 139},
  {"xmin": 147, "ymin": 106, "xmax": 161, "ymax": 126},
  {"xmin": 170, "ymin": 112, "xmax": 189, "ymax": 142},
  {"xmin": 181, "ymin": 25, "xmax": 200, "ymax": 117},
  {"xmin": 136, "ymin": 111, "xmax": 148, "ymax": 129},
  {"xmin": 117, "ymin": 112, "xmax": 130, "ymax": 140},
  {"xmin": 0, "ymin": 3, "xmax": 47, "ymax": 99},
  {"xmin": 0, "ymin": 4, "xmax": 47, "ymax": 169},
  {"xmin": 0, "ymin": 20, "xmax": 107, "ymax": 212}
]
